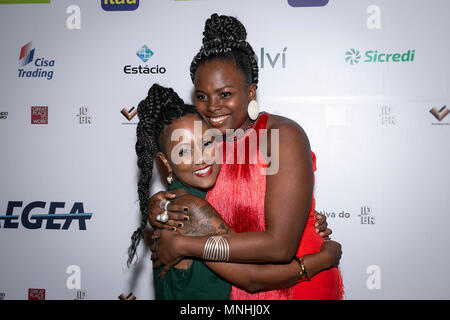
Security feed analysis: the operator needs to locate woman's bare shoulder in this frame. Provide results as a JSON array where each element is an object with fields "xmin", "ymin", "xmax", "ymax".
[{"xmin": 266, "ymin": 113, "xmax": 309, "ymax": 145}]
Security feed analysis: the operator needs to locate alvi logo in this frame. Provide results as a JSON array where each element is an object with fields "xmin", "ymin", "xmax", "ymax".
[
  {"xmin": 346, "ymin": 48, "xmax": 416, "ymax": 65},
  {"xmin": 101, "ymin": 0, "xmax": 139, "ymax": 11}
]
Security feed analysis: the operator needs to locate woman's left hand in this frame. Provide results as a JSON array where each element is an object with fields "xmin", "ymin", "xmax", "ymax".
[
  {"xmin": 150, "ymin": 228, "xmax": 184, "ymax": 278},
  {"xmin": 314, "ymin": 211, "xmax": 332, "ymax": 240}
]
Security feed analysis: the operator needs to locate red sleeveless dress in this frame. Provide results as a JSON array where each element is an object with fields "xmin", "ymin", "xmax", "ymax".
[{"xmin": 206, "ymin": 113, "xmax": 344, "ymax": 300}]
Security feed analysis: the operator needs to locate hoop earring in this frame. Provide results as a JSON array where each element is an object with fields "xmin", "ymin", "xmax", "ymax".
[
  {"xmin": 167, "ymin": 172, "xmax": 174, "ymax": 185},
  {"xmin": 247, "ymin": 100, "xmax": 259, "ymax": 121}
]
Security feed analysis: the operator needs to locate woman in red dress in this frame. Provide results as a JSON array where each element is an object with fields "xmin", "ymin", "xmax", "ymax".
[{"xmin": 148, "ymin": 14, "xmax": 344, "ymax": 299}]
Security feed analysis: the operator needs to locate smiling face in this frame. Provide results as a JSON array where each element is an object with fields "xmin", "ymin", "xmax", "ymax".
[
  {"xmin": 157, "ymin": 113, "xmax": 221, "ymax": 190},
  {"xmin": 194, "ymin": 59, "xmax": 257, "ymax": 135}
]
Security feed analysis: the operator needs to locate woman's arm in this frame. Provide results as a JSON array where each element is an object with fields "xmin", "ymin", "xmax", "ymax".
[
  {"xmin": 155, "ymin": 117, "xmax": 315, "ymax": 266},
  {"xmin": 204, "ymin": 241, "xmax": 340, "ymax": 293},
  {"xmin": 150, "ymin": 194, "xmax": 341, "ymax": 292}
]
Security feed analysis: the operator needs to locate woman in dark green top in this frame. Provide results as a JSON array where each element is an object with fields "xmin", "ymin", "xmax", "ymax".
[
  {"xmin": 127, "ymin": 84, "xmax": 342, "ymax": 299},
  {"xmin": 153, "ymin": 180, "xmax": 230, "ymax": 300}
]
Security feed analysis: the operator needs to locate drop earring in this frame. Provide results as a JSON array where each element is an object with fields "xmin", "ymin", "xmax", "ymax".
[
  {"xmin": 167, "ymin": 172, "xmax": 174, "ymax": 185},
  {"xmin": 247, "ymin": 100, "xmax": 259, "ymax": 121}
]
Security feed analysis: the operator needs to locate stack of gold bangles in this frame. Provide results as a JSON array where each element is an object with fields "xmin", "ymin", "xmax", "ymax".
[{"xmin": 294, "ymin": 256, "xmax": 311, "ymax": 283}]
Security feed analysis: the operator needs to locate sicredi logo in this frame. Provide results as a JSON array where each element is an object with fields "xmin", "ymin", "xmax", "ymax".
[
  {"xmin": 345, "ymin": 49, "xmax": 361, "ymax": 65},
  {"xmin": 101, "ymin": 0, "xmax": 139, "ymax": 11},
  {"xmin": 288, "ymin": 0, "xmax": 329, "ymax": 7},
  {"xmin": 346, "ymin": 48, "xmax": 415, "ymax": 65}
]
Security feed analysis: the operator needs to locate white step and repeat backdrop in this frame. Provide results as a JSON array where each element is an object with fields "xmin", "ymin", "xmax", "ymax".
[{"xmin": 0, "ymin": 0, "xmax": 449, "ymax": 300}]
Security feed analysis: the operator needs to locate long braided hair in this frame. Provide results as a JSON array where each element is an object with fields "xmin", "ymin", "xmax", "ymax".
[
  {"xmin": 127, "ymin": 83, "xmax": 200, "ymax": 267},
  {"xmin": 190, "ymin": 13, "xmax": 259, "ymax": 86}
]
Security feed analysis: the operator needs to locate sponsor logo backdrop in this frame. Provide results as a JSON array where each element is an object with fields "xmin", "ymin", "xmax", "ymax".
[{"xmin": 0, "ymin": 0, "xmax": 449, "ymax": 299}]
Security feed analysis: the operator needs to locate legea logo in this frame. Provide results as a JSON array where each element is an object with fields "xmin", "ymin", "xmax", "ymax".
[
  {"xmin": 101, "ymin": 0, "xmax": 139, "ymax": 11},
  {"xmin": 346, "ymin": 48, "xmax": 415, "ymax": 65},
  {"xmin": 288, "ymin": 0, "xmax": 329, "ymax": 7}
]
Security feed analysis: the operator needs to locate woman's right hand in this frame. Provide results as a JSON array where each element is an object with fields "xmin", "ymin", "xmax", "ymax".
[
  {"xmin": 148, "ymin": 191, "xmax": 190, "ymax": 230},
  {"xmin": 319, "ymin": 240, "xmax": 342, "ymax": 268}
]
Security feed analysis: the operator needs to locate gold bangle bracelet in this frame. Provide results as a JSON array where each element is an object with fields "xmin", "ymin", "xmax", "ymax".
[{"xmin": 294, "ymin": 256, "xmax": 311, "ymax": 282}]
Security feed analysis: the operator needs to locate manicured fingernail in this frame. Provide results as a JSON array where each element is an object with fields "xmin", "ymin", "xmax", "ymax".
[
  {"xmin": 171, "ymin": 227, "xmax": 177, "ymax": 231},
  {"xmin": 184, "ymin": 216, "xmax": 189, "ymax": 221},
  {"xmin": 184, "ymin": 207, "xmax": 188, "ymax": 212},
  {"xmin": 178, "ymin": 223, "xmax": 183, "ymax": 228}
]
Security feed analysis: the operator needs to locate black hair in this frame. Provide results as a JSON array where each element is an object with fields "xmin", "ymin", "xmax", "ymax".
[
  {"xmin": 190, "ymin": 13, "xmax": 259, "ymax": 86},
  {"xmin": 127, "ymin": 83, "xmax": 200, "ymax": 267}
]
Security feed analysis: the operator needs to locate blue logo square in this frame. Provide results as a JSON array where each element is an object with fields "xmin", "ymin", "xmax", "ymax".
[{"xmin": 136, "ymin": 45, "xmax": 153, "ymax": 63}]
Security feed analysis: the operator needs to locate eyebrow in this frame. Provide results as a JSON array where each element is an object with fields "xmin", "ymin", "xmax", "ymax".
[{"xmin": 195, "ymin": 85, "xmax": 235, "ymax": 94}]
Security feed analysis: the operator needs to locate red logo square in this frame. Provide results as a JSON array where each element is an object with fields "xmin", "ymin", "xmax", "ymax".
[
  {"xmin": 31, "ymin": 106, "xmax": 48, "ymax": 124},
  {"xmin": 28, "ymin": 288, "xmax": 46, "ymax": 300}
]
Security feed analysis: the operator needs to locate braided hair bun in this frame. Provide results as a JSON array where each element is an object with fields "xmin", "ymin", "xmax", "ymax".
[
  {"xmin": 202, "ymin": 13, "xmax": 247, "ymax": 47},
  {"xmin": 190, "ymin": 13, "xmax": 258, "ymax": 86}
]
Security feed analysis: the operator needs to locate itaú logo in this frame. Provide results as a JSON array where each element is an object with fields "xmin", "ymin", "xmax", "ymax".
[
  {"xmin": 0, "ymin": 201, "xmax": 93, "ymax": 230},
  {"xmin": 288, "ymin": 0, "xmax": 329, "ymax": 7},
  {"xmin": 101, "ymin": 0, "xmax": 139, "ymax": 11},
  {"xmin": 346, "ymin": 48, "xmax": 416, "ymax": 65}
]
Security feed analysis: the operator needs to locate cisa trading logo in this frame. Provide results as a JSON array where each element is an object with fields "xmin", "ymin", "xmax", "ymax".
[
  {"xmin": 288, "ymin": 0, "xmax": 329, "ymax": 7},
  {"xmin": 18, "ymin": 41, "xmax": 55, "ymax": 80},
  {"xmin": 101, "ymin": 0, "xmax": 139, "ymax": 11},
  {"xmin": 0, "ymin": 201, "xmax": 93, "ymax": 230},
  {"xmin": 345, "ymin": 48, "xmax": 415, "ymax": 65}
]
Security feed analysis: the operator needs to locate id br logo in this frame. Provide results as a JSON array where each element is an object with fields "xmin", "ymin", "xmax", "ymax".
[{"xmin": 101, "ymin": 0, "xmax": 139, "ymax": 11}]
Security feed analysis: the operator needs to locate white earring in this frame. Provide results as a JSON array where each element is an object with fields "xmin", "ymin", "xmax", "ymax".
[
  {"xmin": 247, "ymin": 100, "xmax": 259, "ymax": 121},
  {"xmin": 167, "ymin": 172, "xmax": 174, "ymax": 185}
]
